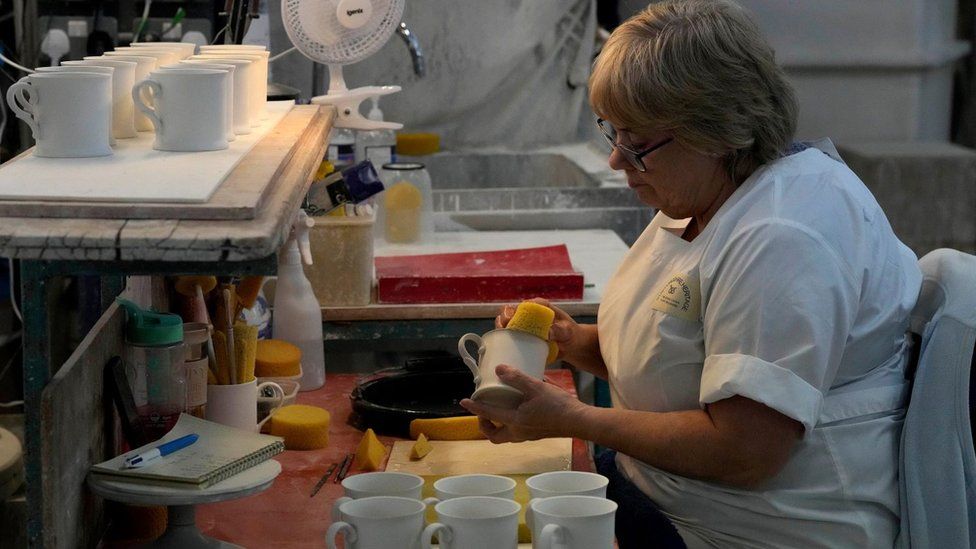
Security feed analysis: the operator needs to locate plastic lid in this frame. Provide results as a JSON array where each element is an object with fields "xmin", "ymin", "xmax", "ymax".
[
  {"xmin": 116, "ymin": 298, "xmax": 184, "ymax": 346},
  {"xmin": 382, "ymin": 162, "xmax": 426, "ymax": 171}
]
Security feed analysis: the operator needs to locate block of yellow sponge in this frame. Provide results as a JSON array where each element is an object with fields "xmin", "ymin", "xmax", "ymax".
[
  {"xmin": 354, "ymin": 428, "xmax": 386, "ymax": 471},
  {"xmin": 255, "ymin": 339, "xmax": 302, "ymax": 378},
  {"xmin": 268, "ymin": 405, "xmax": 330, "ymax": 450},
  {"xmin": 410, "ymin": 433, "xmax": 433, "ymax": 460},
  {"xmin": 409, "ymin": 416, "xmax": 485, "ymax": 441},
  {"xmin": 508, "ymin": 301, "xmax": 555, "ymax": 341}
]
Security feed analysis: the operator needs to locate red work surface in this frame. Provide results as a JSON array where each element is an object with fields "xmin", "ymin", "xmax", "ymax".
[
  {"xmin": 375, "ymin": 244, "xmax": 585, "ymax": 303},
  {"xmin": 196, "ymin": 370, "xmax": 593, "ymax": 548}
]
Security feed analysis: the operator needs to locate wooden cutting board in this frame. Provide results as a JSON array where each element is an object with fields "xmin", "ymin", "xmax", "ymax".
[{"xmin": 385, "ymin": 438, "xmax": 572, "ymax": 476}]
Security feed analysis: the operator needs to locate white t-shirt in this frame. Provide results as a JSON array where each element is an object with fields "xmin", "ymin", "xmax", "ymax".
[{"xmin": 597, "ymin": 147, "xmax": 922, "ymax": 548}]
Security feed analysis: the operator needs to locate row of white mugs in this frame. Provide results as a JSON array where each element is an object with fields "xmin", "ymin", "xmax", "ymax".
[
  {"xmin": 328, "ymin": 471, "xmax": 616, "ymax": 549},
  {"xmin": 6, "ymin": 43, "xmax": 271, "ymax": 158}
]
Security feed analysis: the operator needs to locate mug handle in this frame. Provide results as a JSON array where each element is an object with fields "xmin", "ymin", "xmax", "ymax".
[
  {"xmin": 539, "ymin": 523, "xmax": 566, "ymax": 549},
  {"xmin": 255, "ymin": 381, "xmax": 285, "ymax": 430},
  {"xmin": 132, "ymin": 79, "xmax": 162, "ymax": 131},
  {"xmin": 325, "ymin": 521, "xmax": 357, "ymax": 549},
  {"xmin": 422, "ymin": 522, "xmax": 452, "ymax": 549},
  {"xmin": 457, "ymin": 333, "xmax": 483, "ymax": 382},
  {"xmin": 331, "ymin": 495, "xmax": 352, "ymax": 523},
  {"xmin": 7, "ymin": 78, "xmax": 39, "ymax": 139}
]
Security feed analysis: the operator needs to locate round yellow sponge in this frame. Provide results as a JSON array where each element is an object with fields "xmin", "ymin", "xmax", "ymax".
[
  {"xmin": 255, "ymin": 339, "xmax": 302, "ymax": 377},
  {"xmin": 268, "ymin": 405, "xmax": 331, "ymax": 450}
]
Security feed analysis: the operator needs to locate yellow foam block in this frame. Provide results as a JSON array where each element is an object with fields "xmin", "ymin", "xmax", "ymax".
[
  {"xmin": 508, "ymin": 301, "xmax": 555, "ymax": 341},
  {"xmin": 396, "ymin": 133, "xmax": 440, "ymax": 156},
  {"xmin": 409, "ymin": 416, "xmax": 485, "ymax": 441},
  {"xmin": 268, "ymin": 405, "xmax": 331, "ymax": 450},
  {"xmin": 354, "ymin": 428, "xmax": 387, "ymax": 471},
  {"xmin": 409, "ymin": 433, "xmax": 432, "ymax": 460},
  {"xmin": 255, "ymin": 339, "xmax": 302, "ymax": 377}
]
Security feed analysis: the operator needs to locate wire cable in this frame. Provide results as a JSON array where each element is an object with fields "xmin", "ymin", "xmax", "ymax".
[
  {"xmin": 6, "ymin": 260, "xmax": 20, "ymax": 324},
  {"xmin": 211, "ymin": 24, "xmax": 228, "ymax": 45},
  {"xmin": 269, "ymin": 46, "xmax": 297, "ymax": 63},
  {"xmin": 0, "ymin": 51, "xmax": 33, "ymax": 74}
]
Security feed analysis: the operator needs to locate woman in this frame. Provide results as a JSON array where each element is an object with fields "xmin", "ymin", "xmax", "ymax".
[{"xmin": 460, "ymin": 1, "xmax": 922, "ymax": 547}]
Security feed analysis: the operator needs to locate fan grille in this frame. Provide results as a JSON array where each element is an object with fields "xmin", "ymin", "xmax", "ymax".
[{"xmin": 283, "ymin": 0, "xmax": 404, "ymax": 65}]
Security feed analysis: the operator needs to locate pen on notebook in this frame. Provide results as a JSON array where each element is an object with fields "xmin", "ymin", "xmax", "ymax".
[{"xmin": 123, "ymin": 433, "xmax": 199, "ymax": 469}]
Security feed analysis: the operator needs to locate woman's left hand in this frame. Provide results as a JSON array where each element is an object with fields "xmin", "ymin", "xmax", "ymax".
[{"xmin": 460, "ymin": 364, "xmax": 590, "ymax": 443}]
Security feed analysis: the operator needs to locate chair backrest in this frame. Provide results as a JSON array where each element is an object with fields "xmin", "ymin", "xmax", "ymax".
[{"xmin": 898, "ymin": 248, "xmax": 976, "ymax": 548}]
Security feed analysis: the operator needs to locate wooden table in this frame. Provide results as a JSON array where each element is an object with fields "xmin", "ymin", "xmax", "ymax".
[{"xmin": 196, "ymin": 371, "xmax": 592, "ymax": 548}]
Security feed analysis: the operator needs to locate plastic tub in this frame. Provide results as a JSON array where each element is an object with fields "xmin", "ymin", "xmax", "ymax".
[{"xmin": 306, "ymin": 211, "xmax": 375, "ymax": 306}]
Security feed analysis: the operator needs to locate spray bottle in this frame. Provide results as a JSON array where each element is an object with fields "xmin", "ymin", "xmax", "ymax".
[{"xmin": 273, "ymin": 210, "xmax": 325, "ymax": 391}]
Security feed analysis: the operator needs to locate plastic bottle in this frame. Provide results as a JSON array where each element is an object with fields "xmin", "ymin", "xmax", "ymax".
[
  {"xmin": 354, "ymin": 97, "xmax": 397, "ymax": 167},
  {"xmin": 272, "ymin": 210, "xmax": 326, "ymax": 391},
  {"xmin": 327, "ymin": 127, "xmax": 356, "ymax": 172},
  {"xmin": 117, "ymin": 298, "xmax": 187, "ymax": 440}
]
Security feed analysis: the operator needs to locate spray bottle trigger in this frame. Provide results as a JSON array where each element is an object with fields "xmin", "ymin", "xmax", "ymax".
[{"xmin": 295, "ymin": 210, "xmax": 314, "ymax": 266}]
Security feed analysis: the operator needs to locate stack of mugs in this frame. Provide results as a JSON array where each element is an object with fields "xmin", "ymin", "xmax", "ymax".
[
  {"xmin": 6, "ymin": 42, "xmax": 271, "ymax": 158},
  {"xmin": 327, "ymin": 470, "xmax": 617, "ymax": 549}
]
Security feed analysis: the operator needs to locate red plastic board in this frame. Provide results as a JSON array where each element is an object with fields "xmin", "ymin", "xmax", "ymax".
[{"xmin": 374, "ymin": 244, "xmax": 584, "ymax": 303}]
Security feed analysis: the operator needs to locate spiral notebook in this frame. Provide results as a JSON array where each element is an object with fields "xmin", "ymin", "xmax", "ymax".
[{"xmin": 91, "ymin": 413, "xmax": 284, "ymax": 489}]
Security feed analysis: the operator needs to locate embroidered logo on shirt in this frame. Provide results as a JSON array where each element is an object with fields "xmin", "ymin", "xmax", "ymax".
[{"xmin": 651, "ymin": 272, "xmax": 701, "ymax": 321}]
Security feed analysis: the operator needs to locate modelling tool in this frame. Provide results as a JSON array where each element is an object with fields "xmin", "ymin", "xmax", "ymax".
[
  {"xmin": 235, "ymin": 276, "xmax": 265, "ymax": 317},
  {"xmin": 333, "ymin": 453, "xmax": 353, "ymax": 483},
  {"xmin": 310, "ymin": 462, "xmax": 338, "ymax": 497},
  {"xmin": 224, "ymin": 288, "xmax": 237, "ymax": 385}
]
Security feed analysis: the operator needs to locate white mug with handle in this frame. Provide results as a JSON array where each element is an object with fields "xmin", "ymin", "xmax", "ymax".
[
  {"xmin": 206, "ymin": 379, "xmax": 283, "ymax": 432},
  {"xmin": 132, "ymin": 68, "xmax": 229, "ymax": 152},
  {"xmin": 157, "ymin": 63, "xmax": 235, "ymax": 142},
  {"xmin": 458, "ymin": 328, "xmax": 549, "ymax": 409},
  {"xmin": 530, "ymin": 495, "xmax": 618, "ymax": 549},
  {"xmin": 61, "ymin": 59, "xmax": 137, "ymax": 139},
  {"xmin": 422, "ymin": 496, "xmax": 520, "ymax": 549},
  {"xmin": 7, "ymin": 72, "xmax": 113, "ymax": 158},
  {"xmin": 327, "ymin": 496, "xmax": 425, "ymax": 549},
  {"xmin": 331, "ymin": 472, "xmax": 439, "ymax": 522}
]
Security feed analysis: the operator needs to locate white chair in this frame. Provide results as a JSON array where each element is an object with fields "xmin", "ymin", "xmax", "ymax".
[{"xmin": 898, "ymin": 249, "xmax": 976, "ymax": 548}]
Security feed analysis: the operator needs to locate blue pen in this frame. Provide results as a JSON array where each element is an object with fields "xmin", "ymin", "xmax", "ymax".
[{"xmin": 123, "ymin": 433, "xmax": 199, "ymax": 469}]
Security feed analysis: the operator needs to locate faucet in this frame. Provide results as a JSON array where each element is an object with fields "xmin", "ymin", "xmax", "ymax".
[{"xmin": 396, "ymin": 21, "xmax": 425, "ymax": 77}]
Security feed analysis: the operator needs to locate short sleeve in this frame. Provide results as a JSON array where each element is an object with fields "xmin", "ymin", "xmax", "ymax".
[{"xmin": 699, "ymin": 220, "xmax": 858, "ymax": 432}]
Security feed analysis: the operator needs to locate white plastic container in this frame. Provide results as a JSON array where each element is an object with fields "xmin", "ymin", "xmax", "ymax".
[
  {"xmin": 734, "ymin": 0, "xmax": 970, "ymax": 141},
  {"xmin": 306, "ymin": 211, "xmax": 375, "ymax": 307},
  {"xmin": 273, "ymin": 211, "xmax": 326, "ymax": 391}
]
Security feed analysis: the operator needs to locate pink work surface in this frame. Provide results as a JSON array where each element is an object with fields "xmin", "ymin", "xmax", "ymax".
[{"xmin": 196, "ymin": 370, "xmax": 593, "ymax": 548}]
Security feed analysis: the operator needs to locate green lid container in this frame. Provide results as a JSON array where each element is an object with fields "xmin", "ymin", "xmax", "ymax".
[{"xmin": 116, "ymin": 298, "xmax": 184, "ymax": 346}]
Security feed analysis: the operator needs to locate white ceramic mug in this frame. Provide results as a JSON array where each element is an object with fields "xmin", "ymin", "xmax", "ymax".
[
  {"xmin": 422, "ymin": 496, "xmax": 520, "ymax": 549},
  {"xmin": 62, "ymin": 59, "xmax": 137, "ymax": 139},
  {"xmin": 180, "ymin": 58, "xmax": 252, "ymax": 133},
  {"xmin": 458, "ymin": 328, "xmax": 549, "ymax": 408},
  {"xmin": 527, "ymin": 471, "xmax": 609, "ymax": 499},
  {"xmin": 206, "ymin": 379, "xmax": 284, "ymax": 432},
  {"xmin": 33, "ymin": 65, "xmax": 116, "ymax": 145},
  {"xmin": 158, "ymin": 63, "xmax": 235, "ymax": 142},
  {"xmin": 133, "ymin": 68, "xmax": 229, "ymax": 152},
  {"xmin": 529, "ymin": 496, "xmax": 617, "ymax": 549},
  {"xmin": 7, "ymin": 72, "xmax": 112, "ymax": 158},
  {"xmin": 128, "ymin": 41, "xmax": 197, "ymax": 58},
  {"xmin": 327, "ymin": 496, "xmax": 426, "ymax": 549},
  {"xmin": 108, "ymin": 47, "xmax": 182, "ymax": 66},
  {"xmin": 85, "ymin": 55, "xmax": 157, "ymax": 131},
  {"xmin": 433, "ymin": 474, "xmax": 517, "ymax": 501},
  {"xmin": 332, "ymin": 472, "xmax": 438, "ymax": 521},
  {"xmin": 193, "ymin": 51, "xmax": 268, "ymax": 120}
]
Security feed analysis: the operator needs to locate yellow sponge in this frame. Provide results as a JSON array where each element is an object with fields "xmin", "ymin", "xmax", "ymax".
[
  {"xmin": 354, "ymin": 428, "xmax": 387, "ymax": 471},
  {"xmin": 410, "ymin": 433, "xmax": 432, "ymax": 460},
  {"xmin": 255, "ymin": 339, "xmax": 302, "ymax": 377},
  {"xmin": 396, "ymin": 133, "xmax": 440, "ymax": 156},
  {"xmin": 409, "ymin": 416, "xmax": 485, "ymax": 441},
  {"xmin": 508, "ymin": 302, "xmax": 555, "ymax": 340},
  {"xmin": 268, "ymin": 405, "xmax": 331, "ymax": 450}
]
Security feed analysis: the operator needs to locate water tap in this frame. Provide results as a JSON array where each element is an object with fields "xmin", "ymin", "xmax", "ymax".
[{"xmin": 396, "ymin": 21, "xmax": 425, "ymax": 77}]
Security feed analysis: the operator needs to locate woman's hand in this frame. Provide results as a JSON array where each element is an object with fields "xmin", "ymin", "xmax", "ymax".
[
  {"xmin": 460, "ymin": 364, "xmax": 590, "ymax": 443},
  {"xmin": 495, "ymin": 298, "xmax": 581, "ymax": 362}
]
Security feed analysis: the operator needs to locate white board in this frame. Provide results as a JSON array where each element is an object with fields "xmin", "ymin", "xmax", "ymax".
[{"xmin": 0, "ymin": 100, "xmax": 293, "ymax": 204}]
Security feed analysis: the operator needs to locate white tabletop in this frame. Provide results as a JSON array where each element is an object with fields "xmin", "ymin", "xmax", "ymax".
[
  {"xmin": 322, "ymin": 229, "xmax": 630, "ymax": 321},
  {"xmin": 87, "ymin": 459, "xmax": 281, "ymax": 507}
]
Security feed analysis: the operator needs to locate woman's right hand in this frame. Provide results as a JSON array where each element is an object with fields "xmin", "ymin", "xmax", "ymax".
[{"xmin": 496, "ymin": 298, "xmax": 580, "ymax": 362}]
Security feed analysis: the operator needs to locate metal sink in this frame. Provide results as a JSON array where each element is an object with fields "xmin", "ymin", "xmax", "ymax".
[{"xmin": 411, "ymin": 151, "xmax": 601, "ymax": 189}]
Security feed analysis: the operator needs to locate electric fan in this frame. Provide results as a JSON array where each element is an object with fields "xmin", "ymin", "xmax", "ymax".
[{"xmin": 282, "ymin": 0, "xmax": 404, "ymax": 129}]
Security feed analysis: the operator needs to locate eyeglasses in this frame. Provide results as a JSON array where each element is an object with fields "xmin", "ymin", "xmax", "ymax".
[{"xmin": 596, "ymin": 118, "xmax": 673, "ymax": 172}]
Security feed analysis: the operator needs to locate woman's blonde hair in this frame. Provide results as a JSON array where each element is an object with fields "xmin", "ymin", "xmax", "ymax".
[{"xmin": 589, "ymin": 0, "xmax": 798, "ymax": 182}]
